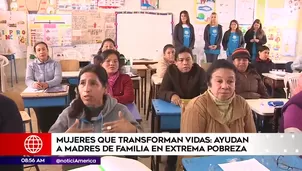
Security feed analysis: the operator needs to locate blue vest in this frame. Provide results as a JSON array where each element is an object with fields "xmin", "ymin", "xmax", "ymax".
[
  {"xmin": 183, "ymin": 24, "xmax": 190, "ymax": 48},
  {"xmin": 205, "ymin": 26, "xmax": 220, "ymax": 55},
  {"xmin": 227, "ymin": 32, "xmax": 239, "ymax": 57}
]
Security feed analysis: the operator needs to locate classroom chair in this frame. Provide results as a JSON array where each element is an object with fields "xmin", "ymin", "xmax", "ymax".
[
  {"xmin": 0, "ymin": 55, "xmax": 9, "ymax": 92},
  {"xmin": 1, "ymin": 54, "xmax": 18, "ymax": 87},
  {"xmin": 1, "ymin": 92, "xmax": 39, "ymax": 171},
  {"xmin": 60, "ymin": 59, "xmax": 80, "ymax": 72},
  {"xmin": 132, "ymin": 78, "xmax": 141, "ymax": 111},
  {"xmin": 272, "ymin": 107, "xmax": 282, "ymax": 133},
  {"xmin": 2, "ymin": 91, "xmax": 33, "ymax": 132}
]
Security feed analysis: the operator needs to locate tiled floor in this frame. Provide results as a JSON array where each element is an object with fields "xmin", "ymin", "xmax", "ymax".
[{"xmin": 5, "ymin": 79, "xmax": 167, "ymax": 171}]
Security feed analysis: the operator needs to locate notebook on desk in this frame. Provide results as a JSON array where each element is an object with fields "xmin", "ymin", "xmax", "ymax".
[
  {"xmin": 23, "ymin": 85, "xmax": 67, "ymax": 93},
  {"xmin": 45, "ymin": 85, "xmax": 68, "ymax": 93}
]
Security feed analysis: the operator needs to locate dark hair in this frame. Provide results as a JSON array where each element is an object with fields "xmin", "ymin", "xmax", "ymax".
[
  {"xmin": 163, "ymin": 44, "xmax": 175, "ymax": 54},
  {"xmin": 179, "ymin": 10, "xmax": 190, "ymax": 24},
  {"xmin": 33, "ymin": 41, "xmax": 48, "ymax": 52},
  {"xmin": 94, "ymin": 49, "xmax": 124, "ymax": 69},
  {"xmin": 97, "ymin": 38, "xmax": 116, "ymax": 54},
  {"xmin": 228, "ymin": 20, "xmax": 239, "ymax": 32},
  {"xmin": 69, "ymin": 64, "xmax": 108, "ymax": 120},
  {"xmin": 206, "ymin": 59, "xmax": 237, "ymax": 87},
  {"xmin": 175, "ymin": 46, "xmax": 193, "ymax": 60},
  {"xmin": 249, "ymin": 19, "xmax": 265, "ymax": 39},
  {"xmin": 258, "ymin": 45, "xmax": 270, "ymax": 52}
]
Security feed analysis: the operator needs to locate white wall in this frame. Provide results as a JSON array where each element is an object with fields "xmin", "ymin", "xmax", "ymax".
[{"xmin": 0, "ymin": 0, "xmax": 8, "ymax": 10}]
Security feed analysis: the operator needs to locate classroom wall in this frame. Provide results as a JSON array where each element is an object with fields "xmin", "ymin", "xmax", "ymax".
[{"xmin": 6, "ymin": 0, "xmax": 302, "ymax": 81}]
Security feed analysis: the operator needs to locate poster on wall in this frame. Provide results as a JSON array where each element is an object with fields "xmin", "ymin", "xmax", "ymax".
[
  {"xmin": 264, "ymin": 8, "xmax": 286, "ymax": 26},
  {"xmin": 282, "ymin": 29, "xmax": 297, "ymax": 57},
  {"xmin": 215, "ymin": 0, "xmax": 235, "ymax": 24},
  {"xmin": 195, "ymin": 0, "xmax": 216, "ymax": 23},
  {"xmin": 264, "ymin": 26, "xmax": 282, "ymax": 57},
  {"xmin": 28, "ymin": 14, "xmax": 72, "ymax": 46},
  {"xmin": 140, "ymin": 0, "xmax": 159, "ymax": 10},
  {"xmin": 56, "ymin": 0, "xmax": 97, "ymax": 11},
  {"xmin": 235, "ymin": 0, "xmax": 255, "ymax": 25},
  {"xmin": 0, "ymin": 11, "xmax": 27, "ymax": 58},
  {"xmin": 72, "ymin": 11, "xmax": 116, "ymax": 45},
  {"xmin": 98, "ymin": 0, "xmax": 125, "ymax": 8}
]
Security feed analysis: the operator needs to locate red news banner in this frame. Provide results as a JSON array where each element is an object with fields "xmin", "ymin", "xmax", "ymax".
[{"xmin": 0, "ymin": 134, "xmax": 51, "ymax": 156}]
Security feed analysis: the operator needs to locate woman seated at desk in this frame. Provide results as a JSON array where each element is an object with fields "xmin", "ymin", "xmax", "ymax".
[
  {"xmin": 49, "ymin": 65, "xmax": 142, "ymax": 170},
  {"xmin": 177, "ymin": 59, "xmax": 256, "ymax": 171},
  {"xmin": 96, "ymin": 38, "xmax": 126, "ymax": 64},
  {"xmin": 94, "ymin": 50, "xmax": 135, "ymax": 104},
  {"xmin": 155, "ymin": 44, "xmax": 175, "ymax": 78},
  {"xmin": 158, "ymin": 47, "xmax": 207, "ymax": 171},
  {"xmin": 158, "ymin": 47, "xmax": 207, "ymax": 106},
  {"xmin": 280, "ymin": 74, "xmax": 302, "ymax": 133},
  {"xmin": 232, "ymin": 48, "xmax": 269, "ymax": 99},
  {"xmin": 25, "ymin": 41, "xmax": 64, "ymax": 133}
]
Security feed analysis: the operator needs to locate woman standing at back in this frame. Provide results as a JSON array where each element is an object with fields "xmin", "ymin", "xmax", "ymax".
[
  {"xmin": 222, "ymin": 20, "xmax": 245, "ymax": 62},
  {"xmin": 173, "ymin": 10, "xmax": 195, "ymax": 51},
  {"xmin": 244, "ymin": 19, "xmax": 267, "ymax": 62},
  {"xmin": 204, "ymin": 12, "xmax": 223, "ymax": 63}
]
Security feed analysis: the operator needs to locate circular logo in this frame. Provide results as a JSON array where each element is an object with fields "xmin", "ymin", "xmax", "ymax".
[
  {"xmin": 232, "ymin": 35, "xmax": 237, "ymax": 39},
  {"xmin": 184, "ymin": 30, "xmax": 189, "ymax": 34},
  {"xmin": 24, "ymin": 135, "xmax": 43, "ymax": 154},
  {"xmin": 213, "ymin": 29, "xmax": 217, "ymax": 33}
]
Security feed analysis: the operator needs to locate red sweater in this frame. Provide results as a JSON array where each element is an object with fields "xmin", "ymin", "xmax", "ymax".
[{"xmin": 110, "ymin": 74, "xmax": 135, "ymax": 104}]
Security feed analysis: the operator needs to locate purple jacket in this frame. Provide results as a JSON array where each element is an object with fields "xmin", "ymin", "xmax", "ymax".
[{"xmin": 279, "ymin": 91, "xmax": 302, "ymax": 132}]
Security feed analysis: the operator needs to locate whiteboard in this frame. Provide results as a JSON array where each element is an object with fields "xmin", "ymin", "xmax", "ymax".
[{"xmin": 116, "ymin": 12, "xmax": 173, "ymax": 60}]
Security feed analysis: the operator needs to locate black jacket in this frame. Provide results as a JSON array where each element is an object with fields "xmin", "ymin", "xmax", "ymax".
[
  {"xmin": 244, "ymin": 29, "xmax": 267, "ymax": 56},
  {"xmin": 204, "ymin": 24, "xmax": 223, "ymax": 50},
  {"xmin": 173, "ymin": 23, "xmax": 195, "ymax": 51},
  {"xmin": 252, "ymin": 58, "xmax": 275, "ymax": 78},
  {"xmin": 222, "ymin": 30, "xmax": 245, "ymax": 51},
  {"xmin": 158, "ymin": 63, "xmax": 207, "ymax": 102}
]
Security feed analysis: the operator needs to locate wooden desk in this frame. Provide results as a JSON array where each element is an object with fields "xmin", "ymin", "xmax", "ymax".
[
  {"xmin": 132, "ymin": 59, "xmax": 158, "ymax": 65},
  {"xmin": 21, "ymin": 85, "xmax": 70, "ymax": 133},
  {"xmin": 246, "ymin": 98, "xmax": 288, "ymax": 116},
  {"xmin": 151, "ymin": 99, "xmax": 181, "ymax": 171},
  {"xmin": 148, "ymin": 64, "xmax": 157, "ymax": 75},
  {"xmin": 62, "ymin": 71, "xmax": 80, "ymax": 85},
  {"xmin": 247, "ymin": 98, "xmax": 288, "ymax": 133},
  {"xmin": 132, "ymin": 65, "xmax": 148, "ymax": 114},
  {"xmin": 262, "ymin": 73, "xmax": 300, "ymax": 97}
]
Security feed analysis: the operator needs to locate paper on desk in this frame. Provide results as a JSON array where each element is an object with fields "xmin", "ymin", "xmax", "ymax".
[
  {"xmin": 218, "ymin": 158, "xmax": 270, "ymax": 171},
  {"xmin": 23, "ymin": 87, "xmax": 45, "ymax": 93}
]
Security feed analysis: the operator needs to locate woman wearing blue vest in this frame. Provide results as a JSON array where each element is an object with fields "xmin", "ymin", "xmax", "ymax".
[
  {"xmin": 173, "ymin": 10, "xmax": 195, "ymax": 51},
  {"xmin": 204, "ymin": 12, "xmax": 223, "ymax": 63},
  {"xmin": 244, "ymin": 19, "xmax": 267, "ymax": 62},
  {"xmin": 222, "ymin": 20, "xmax": 245, "ymax": 62}
]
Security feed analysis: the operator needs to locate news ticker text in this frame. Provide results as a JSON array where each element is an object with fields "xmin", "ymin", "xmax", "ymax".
[{"xmin": 0, "ymin": 157, "xmax": 100, "ymax": 165}]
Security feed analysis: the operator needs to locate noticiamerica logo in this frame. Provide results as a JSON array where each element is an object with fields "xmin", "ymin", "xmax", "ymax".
[{"xmin": 24, "ymin": 135, "xmax": 43, "ymax": 154}]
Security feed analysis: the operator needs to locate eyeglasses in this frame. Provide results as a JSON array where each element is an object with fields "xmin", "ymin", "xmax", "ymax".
[{"xmin": 277, "ymin": 156, "xmax": 302, "ymax": 170}]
